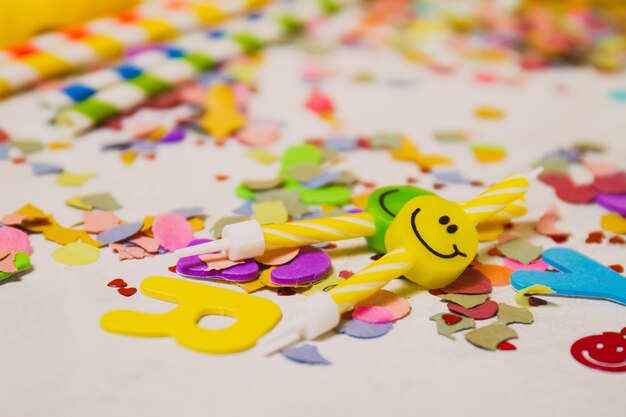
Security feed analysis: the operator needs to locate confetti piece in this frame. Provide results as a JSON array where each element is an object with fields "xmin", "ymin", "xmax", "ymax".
[
  {"xmin": 429, "ymin": 313, "xmax": 476, "ymax": 340},
  {"xmin": 1, "ymin": 213, "xmax": 27, "ymax": 226},
  {"xmin": 152, "ymin": 212, "xmax": 194, "ymax": 252},
  {"xmin": 390, "ymin": 138, "xmax": 451, "ymax": 170},
  {"xmin": 439, "ymin": 268, "xmax": 492, "ymax": 294},
  {"xmin": 535, "ymin": 205, "xmax": 571, "ymax": 241},
  {"xmin": 42, "ymin": 223, "xmax": 96, "ymax": 247},
  {"xmin": 601, "ymin": 213, "xmax": 626, "ymax": 234},
  {"xmin": 471, "ymin": 143, "xmax": 506, "ymax": 163},
  {"xmin": 270, "ymin": 246, "xmax": 331, "ymax": 286},
  {"xmin": 200, "ymin": 83, "xmax": 246, "ymax": 143},
  {"xmin": 289, "ymin": 164, "xmax": 324, "ymax": 182},
  {"xmin": 241, "ymin": 177, "xmax": 284, "ymax": 191},
  {"xmin": 172, "ymin": 207, "xmax": 205, "ymax": 219},
  {"xmin": 439, "ymin": 293, "xmax": 491, "ymax": 309},
  {"xmin": 465, "ymin": 324, "xmax": 518, "ymax": 351},
  {"xmin": 582, "ymin": 158, "xmax": 616, "ymax": 176},
  {"xmin": 281, "ymin": 344, "xmax": 331, "ymax": 365},
  {"xmin": 336, "ymin": 319, "xmax": 393, "ymax": 339},
  {"xmin": 255, "ymin": 247, "xmax": 299, "ymax": 266},
  {"xmin": 128, "ymin": 235, "xmax": 160, "ymax": 253},
  {"xmin": 110, "ymin": 243, "xmax": 150, "ymax": 261},
  {"xmin": 300, "ymin": 274, "xmax": 344, "ymax": 296},
  {"xmin": 593, "ymin": 171, "xmax": 626, "ymax": 194},
  {"xmin": 352, "ymin": 306, "xmax": 396, "ymax": 324},
  {"xmin": 434, "ymin": 130, "xmax": 469, "ymax": 143},
  {"xmin": 497, "ymin": 238, "xmax": 542, "ymax": 265},
  {"xmin": 10, "ymin": 139, "xmax": 44, "ymax": 154},
  {"xmin": 474, "ymin": 105, "xmax": 505, "ymax": 119},
  {"xmin": 370, "ymin": 132, "xmax": 403, "ymax": 149},
  {"xmin": 585, "ymin": 230, "xmax": 605, "ymax": 243},
  {"xmin": 497, "ymin": 303, "xmax": 534, "ymax": 325},
  {"xmin": 472, "ymin": 264, "xmax": 512, "ymax": 286},
  {"xmin": 497, "ymin": 341, "xmax": 517, "ymax": 351},
  {"xmin": 0, "ymin": 251, "xmax": 17, "ymax": 273},
  {"xmin": 52, "ymin": 242, "xmax": 100, "ymax": 266},
  {"xmin": 80, "ymin": 193, "xmax": 122, "ymax": 211},
  {"xmin": 96, "ymin": 222, "xmax": 142, "ymax": 245},
  {"xmin": 353, "ymin": 289, "xmax": 412, "ymax": 321},
  {"xmin": 503, "ymin": 258, "xmax": 549, "ymax": 271},
  {"xmin": 535, "ymin": 156, "xmax": 569, "ymax": 174},
  {"xmin": 596, "ymin": 193, "xmax": 626, "ymax": 216},
  {"xmin": 199, "ymin": 252, "xmax": 244, "ymax": 271},
  {"xmin": 118, "ymin": 287, "xmax": 137, "ymax": 297},
  {"xmin": 211, "ymin": 216, "xmax": 248, "ymax": 238},
  {"xmin": 514, "ymin": 284, "xmax": 554, "ymax": 307},
  {"xmin": 303, "ymin": 171, "xmax": 343, "ymax": 189},
  {"xmin": 540, "ymin": 173, "xmax": 596, "ymax": 204},
  {"xmin": 0, "ymin": 251, "xmax": 30, "ymax": 281},
  {"xmin": 83, "ymin": 211, "xmax": 120, "ymax": 233},
  {"xmin": 305, "ymin": 89, "xmax": 334, "ymax": 113},
  {"xmin": 66, "ymin": 195, "xmax": 93, "ymax": 210},
  {"xmin": 252, "ymin": 200, "xmax": 289, "ymax": 225},
  {"xmin": 247, "ymin": 149, "xmax": 279, "ymax": 164},
  {"xmin": 237, "ymin": 122, "xmax": 280, "ymax": 146},
  {"xmin": 235, "ymin": 278, "xmax": 266, "ymax": 293},
  {"xmin": 0, "ymin": 226, "xmax": 32, "ymax": 254},
  {"xmin": 433, "ymin": 170, "xmax": 472, "ymax": 184},
  {"xmin": 55, "ymin": 172, "xmax": 96, "ymax": 187},
  {"xmin": 107, "ymin": 278, "xmax": 127, "ymax": 288},
  {"xmin": 448, "ymin": 300, "xmax": 499, "ymax": 320},
  {"xmin": 31, "ymin": 162, "xmax": 63, "ymax": 176}
]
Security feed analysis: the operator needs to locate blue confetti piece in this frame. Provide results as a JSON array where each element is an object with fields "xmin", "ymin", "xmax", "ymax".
[
  {"xmin": 609, "ymin": 89, "xmax": 626, "ymax": 102},
  {"xmin": 207, "ymin": 29, "xmax": 226, "ymax": 39},
  {"xmin": 116, "ymin": 65, "xmax": 142, "ymax": 80},
  {"xmin": 281, "ymin": 344, "xmax": 331, "ymax": 365},
  {"xmin": 432, "ymin": 169, "xmax": 471, "ymax": 185},
  {"xmin": 96, "ymin": 222, "xmax": 143, "ymax": 245},
  {"xmin": 0, "ymin": 144, "xmax": 10, "ymax": 160},
  {"xmin": 324, "ymin": 137, "xmax": 358, "ymax": 152},
  {"xmin": 173, "ymin": 207, "xmax": 205, "ymax": 218},
  {"xmin": 101, "ymin": 141, "xmax": 133, "ymax": 151},
  {"xmin": 336, "ymin": 319, "xmax": 393, "ymax": 339},
  {"xmin": 31, "ymin": 162, "xmax": 64, "ymax": 176},
  {"xmin": 233, "ymin": 200, "xmax": 254, "ymax": 216},
  {"xmin": 303, "ymin": 171, "xmax": 342, "ymax": 189},
  {"xmin": 131, "ymin": 140, "xmax": 157, "ymax": 153},
  {"xmin": 541, "ymin": 148, "xmax": 581, "ymax": 163},
  {"xmin": 63, "ymin": 84, "xmax": 96, "ymax": 102}
]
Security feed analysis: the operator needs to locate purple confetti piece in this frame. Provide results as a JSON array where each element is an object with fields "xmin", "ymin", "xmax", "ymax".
[
  {"xmin": 335, "ymin": 319, "xmax": 393, "ymax": 339},
  {"xmin": 596, "ymin": 193, "xmax": 626, "ymax": 216},
  {"xmin": 0, "ymin": 144, "xmax": 9, "ymax": 160},
  {"xmin": 270, "ymin": 246, "xmax": 331, "ymax": 286},
  {"xmin": 303, "ymin": 171, "xmax": 343, "ymax": 189},
  {"xmin": 172, "ymin": 207, "xmax": 204, "ymax": 218},
  {"xmin": 324, "ymin": 137, "xmax": 358, "ymax": 152},
  {"xmin": 31, "ymin": 162, "xmax": 64, "ymax": 176},
  {"xmin": 233, "ymin": 200, "xmax": 254, "ymax": 216},
  {"xmin": 159, "ymin": 127, "xmax": 186, "ymax": 144},
  {"xmin": 96, "ymin": 222, "xmax": 143, "ymax": 244},
  {"xmin": 176, "ymin": 239, "xmax": 259, "ymax": 282},
  {"xmin": 280, "ymin": 344, "xmax": 331, "ymax": 365}
]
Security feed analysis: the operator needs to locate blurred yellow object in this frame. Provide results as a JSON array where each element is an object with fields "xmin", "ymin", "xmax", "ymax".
[{"xmin": 0, "ymin": 0, "xmax": 138, "ymax": 47}]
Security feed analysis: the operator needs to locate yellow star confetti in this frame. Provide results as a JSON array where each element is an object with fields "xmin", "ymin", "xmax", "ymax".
[{"xmin": 55, "ymin": 172, "xmax": 96, "ymax": 187}]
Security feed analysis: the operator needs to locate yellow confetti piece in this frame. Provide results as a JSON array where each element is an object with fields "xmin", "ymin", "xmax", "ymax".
[
  {"xmin": 236, "ymin": 278, "xmax": 266, "ymax": 293},
  {"xmin": 200, "ymin": 83, "xmax": 246, "ymax": 143},
  {"xmin": 476, "ymin": 220, "xmax": 506, "ymax": 242},
  {"xmin": 474, "ymin": 105, "xmax": 505, "ymax": 119},
  {"xmin": 187, "ymin": 216, "xmax": 205, "ymax": 232},
  {"xmin": 300, "ymin": 274, "xmax": 345, "ymax": 295},
  {"xmin": 66, "ymin": 196, "xmax": 92, "ymax": 211},
  {"xmin": 120, "ymin": 150, "xmax": 138, "ymax": 165},
  {"xmin": 390, "ymin": 137, "xmax": 451, "ymax": 170},
  {"xmin": 47, "ymin": 141, "xmax": 73, "ymax": 150},
  {"xmin": 258, "ymin": 267, "xmax": 279, "ymax": 288},
  {"xmin": 351, "ymin": 193, "xmax": 369, "ymax": 209},
  {"xmin": 43, "ymin": 223, "xmax": 84, "ymax": 245},
  {"xmin": 472, "ymin": 143, "xmax": 506, "ymax": 163},
  {"xmin": 141, "ymin": 216, "xmax": 154, "ymax": 237},
  {"xmin": 514, "ymin": 284, "xmax": 554, "ymax": 307},
  {"xmin": 11, "ymin": 203, "xmax": 54, "ymax": 232},
  {"xmin": 600, "ymin": 213, "xmax": 626, "ymax": 234},
  {"xmin": 55, "ymin": 172, "xmax": 96, "ymax": 187},
  {"xmin": 252, "ymin": 200, "xmax": 288, "ymax": 225},
  {"xmin": 52, "ymin": 242, "xmax": 100, "ymax": 266},
  {"xmin": 248, "ymin": 149, "xmax": 279, "ymax": 164}
]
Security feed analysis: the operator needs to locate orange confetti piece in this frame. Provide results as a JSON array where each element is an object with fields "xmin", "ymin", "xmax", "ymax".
[{"xmin": 473, "ymin": 264, "xmax": 513, "ymax": 287}]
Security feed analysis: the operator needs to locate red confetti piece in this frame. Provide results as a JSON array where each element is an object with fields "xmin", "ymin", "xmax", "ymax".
[
  {"xmin": 609, "ymin": 236, "xmax": 626, "ymax": 245},
  {"xmin": 118, "ymin": 287, "xmax": 137, "ymax": 297},
  {"xmin": 357, "ymin": 138, "xmax": 371, "ymax": 148},
  {"xmin": 339, "ymin": 270, "xmax": 354, "ymax": 279},
  {"xmin": 470, "ymin": 180, "xmax": 484, "ymax": 187},
  {"xmin": 361, "ymin": 181, "xmax": 376, "ymax": 188},
  {"xmin": 107, "ymin": 278, "xmax": 127, "ymax": 288},
  {"xmin": 215, "ymin": 174, "xmax": 228, "ymax": 181},
  {"xmin": 448, "ymin": 300, "xmax": 499, "ymax": 320},
  {"xmin": 593, "ymin": 171, "xmax": 626, "ymax": 194},
  {"xmin": 370, "ymin": 253, "xmax": 383, "ymax": 261},
  {"xmin": 406, "ymin": 177, "xmax": 418, "ymax": 184},
  {"xmin": 442, "ymin": 313, "xmax": 462, "ymax": 325},
  {"xmin": 168, "ymin": 265, "xmax": 177, "ymax": 273},
  {"xmin": 12, "ymin": 157, "xmax": 27, "ymax": 164},
  {"xmin": 440, "ymin": 268, "xmax": 492, "ymax": 294},
  {"xmin": 305, "ymin": 89, "xmax": 334, "ymax": 113},
  {"xmin": 550, "ymin": 234, "xmax": 570, "ymax": 244},
  {"xmin": 585, "ymin": 231, "xmax": 605, "ymax": 244},
  {"xmin": 497, "ymin": 341, "xmax": 517, "ymax": 351},
  {"xmin": 0, "ymin": 126, "xmax": 9, "ymax": 142},
  {"xmin": 433, "ymin": 182, "xmax": 446, "ymax": 190},
  {"xmin": 277, "ymin": 287, "xmax": 297, "ymax": 296},
  {"xmin": 528, "ymin": 296, "xmax": 548, "ymax": 306},
  {"xmin": 609, "ymin": 264, "xmax": 624, "ymax": 273},
  {"xmin": 488, "ymin": 247, "xmax": 505, "ymax": 257},
  {"xmin": 540, "ymin": 173, "xmax": 596, "ymax": 204}
]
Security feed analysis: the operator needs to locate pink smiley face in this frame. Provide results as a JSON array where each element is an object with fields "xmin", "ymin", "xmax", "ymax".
[{"xmin": 570, "ymin": 327, "xmax": 626, "ymax": 373}]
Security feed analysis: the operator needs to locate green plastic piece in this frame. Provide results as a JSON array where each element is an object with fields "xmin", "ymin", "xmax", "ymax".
[
  {"xmin": 128, "ymin": 74, "xmax": 171, "ymax": 96},
  {"xmin": 69, "ymin": 100, "xmax": 119, "ymax": 124},
  {"xmin": 278, "ymin": 14, "xmax": 304, "ymax": 36},
  {"xmin": 183, "ymin": 53, "xmax": 215, "ymax": 72},
  {"xmin": 365, "ymin": 185, "xmax": 435, "ymax": 253},
  {"xmin": 231, "ymin": 33, "xmax": 264, "ymax": 54},
  {"xmin": 236, "ymin": 144, "xmax": 351, "ymax": 206},
  {"xmin": 0, "ymin": 251, "xmax": 31, "ymax": 282}
]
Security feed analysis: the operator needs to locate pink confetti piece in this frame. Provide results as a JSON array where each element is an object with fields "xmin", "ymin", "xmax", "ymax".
[
  {"xmin": 448, "ymin": 299, "xmax": 499, "ymax": 320},
  {"xmin": 1, "ymin": 213, "xmax": 27, "ymax": 226},
  {"xmin": 355, "ymin": 289, "xmax": 411, "ymax": 321},
  {"xmin": 503, "ymin": 257, "xmax": 550, "ymax": 271},
  {"xmin": 353, "ymin": 305, "xmax": 396, "ymax": 324},
  {"xmin": 0, "ymin": 250, "xmax": 17, "ymax": 273},
  {"xmin": 535, "ymin": 205, "xmax": 571, "ymax": 239},
  {"xmin": 152, "ymin": 212, "xmax": 194, "ymax": 252},
  {"xmin": 237, "ymin": 122, "xmax": 281, "ymax": 147},
  {"xmin": 439, "ymin": 268, "xmax": 492, "ymax": 294},
  {"xmin": 254, "ymin": 247, "xmax": 299, "ymax": 266},
  {"xmin": 82, "ymin": 211, "xmax": 120, "ymax": 234},
  {"xmin": 305, "ymin": 89, "xmax": 334, "ymax": 113},
  {"xmin": 129, "ymin": 235, "xmax": 160, "ymax": 253},
  {"xmin": 582, "ymin": 158, "xmax": 619, "ymax": 177},
  {"xmin": 199, "ymin": 252, "xmax": 244, "ymax": 271},
  {"xmin": 110, "ymin": 243, "xmax": 151, "ymax": 261},
  {"xmin": 0, "ymin": 226, "xmax": 32, "ymax": 255}
]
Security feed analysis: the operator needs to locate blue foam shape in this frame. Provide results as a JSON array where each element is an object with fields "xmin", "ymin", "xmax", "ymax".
[
  {"xmin": 115, "ymin": 65, "xmax": 142, "ymax": 80},
  {"xmin": 63, "ymin": 84, "xmax": 96, "ymax": 102},
  {"xmin": 511, "ymin": 247, "xmax": 626, "ymax": 305}
]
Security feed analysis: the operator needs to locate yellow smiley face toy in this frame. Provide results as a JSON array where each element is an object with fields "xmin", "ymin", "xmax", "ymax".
[{"xmin": 385, "ymin": 195, "xmax": 478, "ymax": 289}]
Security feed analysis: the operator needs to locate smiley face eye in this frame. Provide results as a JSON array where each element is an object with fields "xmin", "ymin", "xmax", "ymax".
[
  {"xmin": 596, "ymin": 343, "xmax": 604, "ymax": 349},
  {"xmin": 617, "ymin": 346, "xmax": 624, "ymax": 353},
  {"xmin": 439, "ymin": 216, "xmax": 450, "ymax": 225},
  {"xmin": 447, "ymin": 225, "xmax": 458, "ymax": 234}
]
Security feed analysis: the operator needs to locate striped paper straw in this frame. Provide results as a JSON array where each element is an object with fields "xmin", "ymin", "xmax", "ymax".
[
  {"xmin": 0, "ymin": 0, "xmax": 270, "ymax": 98},
  {"xmin": 56, "ymin": 1, "xmax": 348, "ymax": 134},
  {"xmin": 328, "ymin": 247, "xmax": 414, "ymax": 314}
]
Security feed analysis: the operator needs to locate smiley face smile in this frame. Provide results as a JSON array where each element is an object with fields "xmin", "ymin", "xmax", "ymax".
[{"xmin": 410, "ymin": 208, "xmax": 467, "ymax": 259}]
